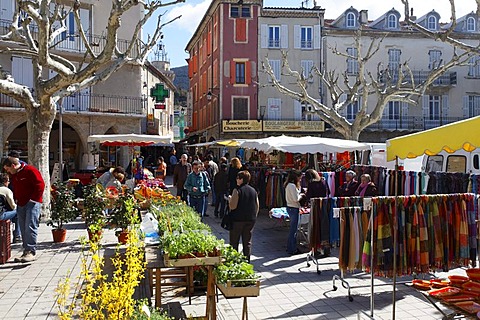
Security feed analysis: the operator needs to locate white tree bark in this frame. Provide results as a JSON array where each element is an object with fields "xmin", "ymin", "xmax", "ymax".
[{"xmin": 0, "ymin": 0, "xmax": 185, "ymax": 218}]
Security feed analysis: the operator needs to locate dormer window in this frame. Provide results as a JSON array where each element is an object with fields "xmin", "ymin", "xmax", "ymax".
[
  {"xmin": 467, "ymin": 16, "xmax": 476, "ymax": 32},
  {"xmin": 427, "ymin": 15, "xmax": 437, "ymax": 30},
  {"xmin": 387, "ymin": 14, "xmax": 397, "ymax": 29},
  {"xmin": 346, "ymin": 12, "xmax": 356, "ymax": 28}
]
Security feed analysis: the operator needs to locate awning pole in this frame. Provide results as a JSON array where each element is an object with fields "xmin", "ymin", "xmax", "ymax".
[{"xmin": 392, "ymin": 156, "xmax": 399, "ymax": 320}]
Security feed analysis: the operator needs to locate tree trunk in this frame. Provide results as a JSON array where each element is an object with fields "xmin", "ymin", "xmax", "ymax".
[{"xmin": 26, "ymin": 101, "xmax": 56, "ymax": 220}]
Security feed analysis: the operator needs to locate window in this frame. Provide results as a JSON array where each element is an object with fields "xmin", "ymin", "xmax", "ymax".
[
  {"xmin": 230, "ymin": 6, "xmax": 239, "ymax": 18},
  {"xmin": 268, "ymin": 60, "xmax": 281, "ymax": 82},
  {"xmin": 267, "ymin": 98, "xmax": 281, "ymax": 120},
  {"xmin": 346, "ymin": 12, "xmax": 356, "ymax": 28},
  {"xmin": 468, "ymin": 56, "xmax": 480, "ymax": 77},
  {"xmin": 428, "ymin": 50, "xmax": 442, "ymax": 70},
  {"xmin": 233, "ymin": 98, "xmax": 248, "ymax": 120},
  {"xmin": 428, "ymin": 95, "xmax": 441, "ymax": 120},
  {"xmin": 426, "ymin": 155, "xmax": 443, "ymax": 172},
  {"xmin": 387, "ymin": 101, "xmax": 400, "ymax": 120},
  {"xmin": 346, "ymin": 47, "xmax": 358, "ymax": 75},
  {"xmin": 446, "ymin": 155, "xmax": 466, "ymax": 173},
  {"xmin": 268, "ymin": 26, "xmax": 280, "ymax": 48},
  {"xmin": 241, "ymin": 6, "xmax": 251, "ymax": 18},
  {"xmin": 467, "ymin": 95, "xmax": 480, "ymax": 117},
  {"xmin": 301, "ymin": 26, "xmax": 313, "ymax": 49},
  {"xmin": 235, "ymin": 62, "xmax": 245, "ymax": 84},
  {"xmin": 346, "ymin": 100, "xmax": 359, "ymax": 120},
  {"xmin": 467, "ymin": 17, "xmax": 476, "ymax": 32},
  {"xmin": 427, "ymin": 15, "xmax": 437, "ymax": 30},
  {"xmin": 388, "ymin": 48, "xmax": 401, "ymax": 76},
  {"xmin": 387, "ymin": 14, "xmax": 397, "ymax": 29}
]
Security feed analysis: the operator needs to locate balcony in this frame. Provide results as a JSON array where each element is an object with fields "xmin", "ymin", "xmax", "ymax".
[
  {"xmin": 0, "ymin": 92, "xmax": 144, "ymax": 115},
  {"xmin": 366, "ymin": 116, "xmax": 464, "ymax": 131},
  {"xmin": 0, "ymin": 19, "xmax": 138, "ymax": 55},
  {"xmin": 379, "ymin": 70, "xmax": 457, "ymax": 87}
]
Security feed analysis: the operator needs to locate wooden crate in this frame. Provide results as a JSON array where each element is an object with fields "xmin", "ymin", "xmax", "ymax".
[
  {"xmin": 163, "ymin": 254, "xmax": 221, "ymax": 267},
  {"xmin": 0, "ymin": 220, "xmax": 11, "ymax": 264},
  {"xmin": 217, "ymin": 280, "xmax": 260, "ymax": 298}
]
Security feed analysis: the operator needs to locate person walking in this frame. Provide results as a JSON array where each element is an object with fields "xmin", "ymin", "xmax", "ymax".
[
  {"xmin": 0, "ymin": 173, "xmax": 21, "ymax": 243},
  {"xmin": 173, "ymin": 154, "xmax": 192, "ymax": 202},
  {"xmin": 3, "ymin": 157, "xmax": 45, "ymax": 263},
  {"xmin": 168, "ymin": 150, "xmax": 177, "ymax": 176},
  {"xmin": 206, "ymin": 155, "xmax": 219, "ymax": 206},
  {"xmin": 213, "ymin": 163, "xmax": 228, "ymax": 218},
  {"xmin": 184, "ymin": 160, "xmax": 211, "ymax": 218},
  {"xmin": 228, "ymin": 170, "xmax": 259, "ymax": 262},
  {"xmin": 227, "ymin": 157, "xmax": 243, "ymax": 195},
  {"xmin": 285, "ymin": 170, "xmax": 305, "ymax": 255}
]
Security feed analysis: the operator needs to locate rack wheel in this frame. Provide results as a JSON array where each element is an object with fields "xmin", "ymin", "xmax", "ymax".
[
  {"xmin": 333, "ymin": 286, "xmax": 337, "ymax": 291},
  {"xmin": 348, "ymin": 296, "xmax": 354, "ymax": 302},
  {"xmin": 317, "ymin": 270, "xmax": 321, "ymax": 275},
  {"xmin": 307, "ymin": 263, "xmax": 310, "ymax": 267}
]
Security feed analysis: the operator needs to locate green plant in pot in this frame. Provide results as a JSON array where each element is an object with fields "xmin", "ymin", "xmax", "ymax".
[
  {"xmin": 48, "ymin": 182, "xmax": 80, "ymax": 243},
  {"xmin": 109, "ymin": 193, "xmax": 138, "ymax": 244},
  {"xmin": 162, "ymin": 230, "xmax": 223, "ymax": 259},
  {"xmin": 82, "ymin": 184, "xmax": 107, "ymax": 241},
  {"xmin": 214, "ymin": 245, "xmax": 259, "ymax": 287}
]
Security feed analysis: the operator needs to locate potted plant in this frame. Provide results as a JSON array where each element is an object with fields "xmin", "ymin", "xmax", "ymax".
[
  {"xmin": 109, "ymin": 193, "xmax": 138, "ymax": 244},
  {"xmin": 48, "ymin": 182, "xmax": 80, "ymax": 243},
  {"xmin": 214, "ymin": 245, "xmax": 260, "ymax": 297},
  {"xmin": 82, "ymin": 184, "xmax": 107, "ymax": 242}
]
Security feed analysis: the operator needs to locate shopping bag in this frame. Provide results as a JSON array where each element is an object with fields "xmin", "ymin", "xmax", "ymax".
[
  {"xmin": 140, "ymin": 212, "xmax": 160, "ymax": 244},
  {"xmin": 221, "ymin": 208, "xmax": 233, "ymax": 231}
]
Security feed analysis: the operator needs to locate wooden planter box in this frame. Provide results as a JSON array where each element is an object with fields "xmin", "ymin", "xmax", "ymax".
[
  {"xmin": 217, "ymin": 280, "xmax": 260, "ymax": 298},
  {"xmin": 164, "ymin": 254, "xmax": 221, "ymax": 267}
]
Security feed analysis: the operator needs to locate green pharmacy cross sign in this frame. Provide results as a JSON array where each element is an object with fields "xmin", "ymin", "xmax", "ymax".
[{"xmin": 150, "ymin": 83, "xmax": 170, "ymax": 103}]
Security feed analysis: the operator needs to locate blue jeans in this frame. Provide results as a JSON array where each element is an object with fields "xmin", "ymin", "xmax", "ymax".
[
  {"xmin": 286, "ymin": 207, "xmax": 299, "ymax": 254},
  {"xmin": 189, "ymin": 196, "xmax": 206, "ymax": 217},
  {"xmin": 17, "ymin": 201, "xmax": 41, "ymax": 253},
  {"xmin": 0, "ymin": 209, "xmax": 20, "ymax": 238}
]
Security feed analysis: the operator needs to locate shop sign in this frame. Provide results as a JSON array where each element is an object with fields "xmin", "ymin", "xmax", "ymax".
[
  {"xmin": 222, "ymin": 120, "xmax": 262, "ymax": 132},
  {"xmin": 263, "ymin": 120, "xmax": 325, "ymax": 132}
]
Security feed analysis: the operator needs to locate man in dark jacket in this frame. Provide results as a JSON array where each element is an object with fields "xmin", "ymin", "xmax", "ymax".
[
  {"xmin": 3, "ymin": 157, "xmax": 45, "ymax": 263},
  {"xmin": 337, "ymin": 170, "xmax": 359, "ymax": 197},
  {"xmin": 173, "ymin": 154, "xmax": 192, "ymax": 201},
  {"xmin": 228, "ymin": 170, "xmax": 259, "ymax": 262},
  {"xmin": 213, "ymin": 163, "xmax": 228, "ymax": 218}
]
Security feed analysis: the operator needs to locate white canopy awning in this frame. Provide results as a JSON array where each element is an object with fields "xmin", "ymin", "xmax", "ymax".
[{"xmin": 87, "ymin": 134, "xmax": 173, "ymax": 147}]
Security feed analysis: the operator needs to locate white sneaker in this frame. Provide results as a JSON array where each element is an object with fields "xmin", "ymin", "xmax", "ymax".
[
  {"xmin": 14, "ymin": 251, "xmax": 28, "ymax": 263},
  {"xmin": 20, "ymin": 251, "xmax": 36, "ymax": 263}
]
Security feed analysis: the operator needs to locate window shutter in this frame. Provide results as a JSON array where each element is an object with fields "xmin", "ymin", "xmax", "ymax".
[
  {"xmin": 230, "ymin": 60, "xmax": 236, "ymax": 84},
  {"xmin": 224, "ymin": 60, "xmax": 230, "ymax": 78},
  {"xmin": 250, "ymin": 61, "xmax": 256, "ymax": 80},
  {"xmin": 442, "ymin": 95, "xmax": 449, "ymax": 118},
  {"xmin": 294, "ymin": 25, "xmax": 301, "ymax": 49},
  {"xmin": 245, "ymin": 61, "xmax": 251, "ymax": 84},
  {"xmin": 261, "ymin": 24, "xmax": 268, "ymax": 48},
  {"xmin": 294, "ymin": 100, "xmax": 303, "ymax": 120},
  {"xmin": 281, "ymin": 25, "xmax": 288, "ymax": 49},
  {"xmin": 401, "ymin": 102, "xmax": 409, "ymax": 118},
  {"xmin": 422, "ymin": 95, "xmax": 429, "ymax": 118},
  {"xmin": 463, "ymin": 96, "xmax": 469, "ymax": 118},
  {"xmin": 314, "ymin": 25, "xmax": 321, "ymax": 49},
  {"xmin": 307, "ymin": 60, "xmax": 314, "ymax": 82}
]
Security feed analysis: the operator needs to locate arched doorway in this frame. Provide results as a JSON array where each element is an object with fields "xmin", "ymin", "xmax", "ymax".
[{"xmin": 6, "ymin": 120, "xmax": 83, "ymax": 173}]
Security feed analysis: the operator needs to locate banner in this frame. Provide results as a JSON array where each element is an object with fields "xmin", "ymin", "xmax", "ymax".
[
  {"xmin": 222, "ymin": 120, "xmax": 262, "ymax": 132},
  {"xmin": 263, "ymin": 120, "xmax": 324, "ymax": 132}
]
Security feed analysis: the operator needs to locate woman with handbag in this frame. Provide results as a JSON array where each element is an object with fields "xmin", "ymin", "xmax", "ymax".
[{"xmin": 228, "ymin": 170, "xmax": 259, "ymax": 263}]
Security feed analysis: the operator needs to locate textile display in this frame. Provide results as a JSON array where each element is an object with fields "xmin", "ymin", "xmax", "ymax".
[
  {"xmin": 338, "ymin": 207, "xmax": 369, "ymax": 272},
  {"xmin": 361, "ymin": 193, "xmax": 477, "ymax": 277}
]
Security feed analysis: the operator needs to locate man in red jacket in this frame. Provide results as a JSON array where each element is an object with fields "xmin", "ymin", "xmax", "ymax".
[{"xmin": 3, "ymin": 157, "xmax": 45, "ymax": 263}]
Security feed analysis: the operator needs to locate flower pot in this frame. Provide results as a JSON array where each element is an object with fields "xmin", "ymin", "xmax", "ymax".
[
  {"xmin": 87, "ymin": 229, "xmax": 103, "ymax": 242},
  {"xmin": 117, "ymin": 230, "xmax": 128, "ymax": 244},
  {"xmin": 52, "ymin": 229, "xmax": 67, "ymax": 243}
]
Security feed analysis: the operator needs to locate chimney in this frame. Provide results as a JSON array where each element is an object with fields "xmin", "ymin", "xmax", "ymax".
[
  {"xmin": 410, "ymin": 8, "xmax": 416, "ymax": 21},
  {"xmin": 359, "ymin": 10, "xmax": 368, "ymax": 25}
]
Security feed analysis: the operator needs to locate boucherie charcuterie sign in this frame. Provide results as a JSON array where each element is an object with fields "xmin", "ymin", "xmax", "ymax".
[{"xmin": 222, "ymin": 120, "xmax": 262, "ymax": 132}]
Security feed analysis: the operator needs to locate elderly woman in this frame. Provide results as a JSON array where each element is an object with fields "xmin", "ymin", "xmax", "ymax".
[
  {"xmin": 355, "ymin": 174, "xmax": 377, "ymax": 197},
  {"xmin": 337, "ymin": 170, "xmax": 359, "ymax": 197}
]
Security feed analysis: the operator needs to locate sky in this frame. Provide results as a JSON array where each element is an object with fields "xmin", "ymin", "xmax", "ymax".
[{"xmin": 144, "ymin": 0, "xmax": 476, "ymax": 68}]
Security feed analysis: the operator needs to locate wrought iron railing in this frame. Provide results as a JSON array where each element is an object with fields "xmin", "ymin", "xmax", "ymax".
[
  {"xmin": 0, "ymin": 92, "xmax": 144, "ymax": 115},
  {"xmin": 379, "ymin": 70, "xmax": 457, "ymax": 86}
]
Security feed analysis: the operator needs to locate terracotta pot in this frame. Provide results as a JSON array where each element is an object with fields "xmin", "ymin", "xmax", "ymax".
[
  {"xmin": 87, "ymin": 230, "xmax": 103, "ymax": 242},
  {"xmin": 117, "ymin": 230, "xmax": 128, "ymax": 244},
  {"xmin": 52, "ymin": 229, "xmax": 67, "ymax": 243}
]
